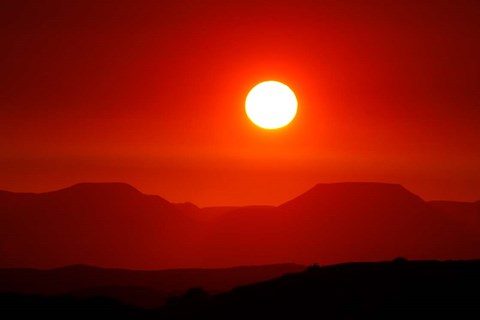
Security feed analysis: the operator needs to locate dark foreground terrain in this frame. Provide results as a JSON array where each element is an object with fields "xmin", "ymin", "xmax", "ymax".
[
  {"xmin": 1, "ymin": 259, "xmax": 480, "ymax": 319},
  {"xmin": 0, "ymin": 263, "xmax": 303, "ymax": 308}
]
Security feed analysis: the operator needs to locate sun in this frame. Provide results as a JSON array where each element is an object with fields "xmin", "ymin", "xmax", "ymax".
[{"xmin": 245, "ymin": 81, "xmax": 298, "ymax": 129}]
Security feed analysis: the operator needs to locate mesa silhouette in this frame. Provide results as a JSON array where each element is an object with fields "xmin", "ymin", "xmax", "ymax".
[{"xmin": 0, "ymin": 182, "xmax": 479, "ymax": 269}]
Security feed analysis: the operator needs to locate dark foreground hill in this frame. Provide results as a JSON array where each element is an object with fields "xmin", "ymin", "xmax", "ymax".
[
  {"xmin": 159, "ymin": 259, "xmax": 480, "ymax": 319},
  {"xmin": 0, "ymin": 263, "xmax": 303, "ymax": 308},
  {"xmin": 1, "ymin": 260, "xmax": 480, "ymax": 319}
]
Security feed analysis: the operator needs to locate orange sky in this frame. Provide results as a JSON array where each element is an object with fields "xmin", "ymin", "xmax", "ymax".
[{"xmin": 1, "ymin": 0, "xmax": 479, "ymax": 206}]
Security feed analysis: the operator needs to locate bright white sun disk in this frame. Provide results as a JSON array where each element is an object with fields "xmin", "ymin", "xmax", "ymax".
[{"xmin": 245, "ymin": 81, "xmax": 297, "ymax": 129}]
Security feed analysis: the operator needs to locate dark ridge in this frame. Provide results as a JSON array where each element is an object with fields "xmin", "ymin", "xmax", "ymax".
[
  {"xmin": 43, "ymin": 182, "xmax": 173, "ymax": 207},
  {"xmin": 0, "ymin": 264, "xmax": 305, "ymax": 308},
  {"xmin": 1, "ymin": 181, "xmax": 479, "ymax": 269},
  {"xmin": 55, "ymin": 182, "xmax": 143, "ymax": 196},
  {"xmin": 280, "ymin": 182, "xmax": 425, "ymax": 208},
  {"xmin": 43, "ymin": 263, "xmax": 305, "ymax": 273},
  {"xmin": 159, "ymin": 259, "xmax": 480, "ymax": 319},
  {"xmin": 1, "ymin": 261, "xmax": 480, "ymax": 318},
  {"xmin": 54, "ymin": 264, "xmax": 103, "ymax": 272}
]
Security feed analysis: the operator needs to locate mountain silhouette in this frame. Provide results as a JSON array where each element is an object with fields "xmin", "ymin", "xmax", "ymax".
[
  {"xmin": 0, "ymin": 263, "xmax": 303, "ymax": 308},
  {"xmin": 0, "ymin": 182, "xmax": 479, "ymax": 269},
  {"xmin": 0, "ymin": 182, "xmax": 204, "ymax": 269},
  {"xmin": 273, "ymin": 183, "xmax": 480, "ymax": 263},
  {"xmin": 158, "ymin": 259, "xmax": 480, "ymax": 319},
  {"xmin": 280, "ymin": 182, "xmax": 424, "ymax": 209},
  {"xmin": 195, "ymin": 183, "xmax": 480, "ymax": 266},
  {"xmin": 3, "ymin": 260, "xmax": 479, "ymax": 319}
]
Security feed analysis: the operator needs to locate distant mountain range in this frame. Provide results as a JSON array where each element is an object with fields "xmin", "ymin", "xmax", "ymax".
[{"xmin": 0, "ymin": 182, "xmax": 479, "ymax": 269}]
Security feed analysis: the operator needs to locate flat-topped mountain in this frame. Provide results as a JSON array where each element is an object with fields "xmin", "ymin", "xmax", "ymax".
[
  {"xmin": 0, "ymin": 182, "xmax": 479, "ymax": 269},
  {"xmin": 280, "ymin": 182, "xmax": 425, "ymax": 209}
]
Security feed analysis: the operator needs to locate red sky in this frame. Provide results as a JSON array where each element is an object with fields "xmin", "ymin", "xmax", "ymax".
[{"xmin": 1, "ymin": 0, "xmax": 479, "ymax": 206}]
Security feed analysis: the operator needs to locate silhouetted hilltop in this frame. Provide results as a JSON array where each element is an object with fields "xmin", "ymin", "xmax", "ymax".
[
  {"xmin": 0, "ymin": 182, "xmax": 157, "ymax": 201},
  {"xmin": 199, "ymin": 182, "xmax": 480, "ymax": 265},
  {"xmin": 1, "ymin": 182, "xmax": 480, "ymax": 269},
  {"xmin": 271, "ymin": 182, "xmax": 480, "ymax": 264},
  {"xmin": 3, "ymin": 260, "xmax": 480, "ymax": 319},
  {"xmin": 60, "ymin": 182, "xmax": 144, "ymax": 195},
  {"xmin": 280, "ymin": 182, "xmax": 424, "ymax": 209},
  {"xmin": 0, "ymin": 264, "xmax": 304, "ymax": 308},
  {"xmin": 0, "ymin": 183, "xmax": 189, "ymax": 269},
  {"xmin": 159, "ymin": 259, "xmax": 480, "ymax": 320}
]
